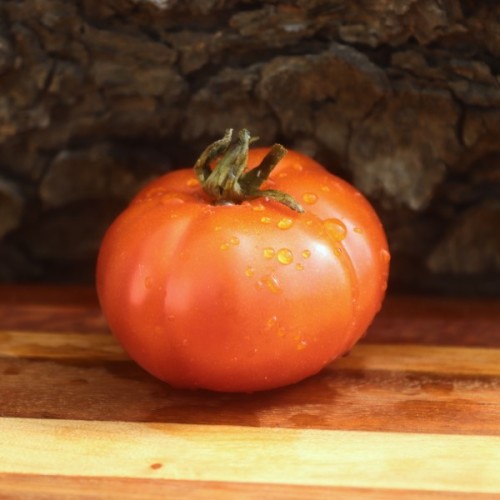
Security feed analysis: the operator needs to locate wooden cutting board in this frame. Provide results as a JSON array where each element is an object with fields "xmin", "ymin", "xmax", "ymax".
[{"xmin": 0, "ymin": 285, "xmax": 499, "ymax": 499}]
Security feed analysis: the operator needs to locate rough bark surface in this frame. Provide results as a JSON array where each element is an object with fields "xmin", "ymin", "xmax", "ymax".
[{"xmin": 0, "ymin": 0, "xmax": 499, "ymax": 294}]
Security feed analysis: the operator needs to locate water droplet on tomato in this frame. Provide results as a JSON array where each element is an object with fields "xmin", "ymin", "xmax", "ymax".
[
  {"xmin": 277, "ymin": 248, "xmax": 293, "ymax": 265},
  {"xmin": 301, "ymin": 249, "xmax": 311, "ymax": 259},
  {"xmin": 334, "ymin": 247, "xmax": 343, "ymax": 256},
  {"xmin": 297, "ymin": 340, "xmax": 307, "ymax": 351},
  {"xmin": 292, "ymin": 162, "xmax": 303, "ymax": 172},
  {"xmin": 354, "ymin": 227, "xmax": 363, "ymax": 234},
  {"xmin": 263, "ymin": 247, "xmax": 275, "ymax": 259},
  {"xmin": 220, "ymin": 242, "xmax": 230, "ymax": 251},
  {"xmin": 260, "ymin": 216, "xmax": 272, "ymax": 224},
  {"xmin": 145, "ymin": 187, "xmax": 166, "ymax": 200},
  {"xmin": 277, "ymin": 217, "xmax": 294, "ymax": 230},
  {"xmin": 324, "ymin": 218, "xmax": 347, "ymax": 241},
  {"xmin": 248, "ymin": 347, "xmax": 258, "ymax": 357},
  {"xmin": 252, "ymin": 204, "xmax": 265, "ymax": 211},
  {"xmin": 230, "ymin": 236, "xmax": 240, "ymax": 246},
  {"xmin": 161, "ymin": 194, "xmax": 184, "ymax": 205},
  {"xmin": 321, "ymin": 185, "xmax": 330, "ymax": 192},
  {"xmin": 302, "ymin": 193, "xmax": 318, "ymax": 204},
  {"xmin": 245, "ymin": 266, "xmax": 255, "ymax": 277},
  {"xmin": 186, "ymin": 177, "xmax": 198, "ymax": 187},
  {"xmin": 262, "ymin": 274, "xmax": 282, "ymax": 294},
  {"xmin": 295, "ymin": 263, "xmax": 304, "ymax": 271},
  {"xmin": 381, "ymin": 248, "xmax": 391, "ymax": 264},
  {"xmin": 266, "ymin": 316, "xmax": 278, "ymax": 330}
]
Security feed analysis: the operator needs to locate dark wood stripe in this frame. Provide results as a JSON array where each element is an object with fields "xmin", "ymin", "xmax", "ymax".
[
  {"xmin": 2, "ymin": 357, "xmax": 498, "ymax": 435},
  {"xmin": 366, "ymin": 295, "xmax": 500, "ymax": 347},
  {"xmin": 1, "ymin": 286, "xmax": 499, "ymax": 346},
  {"xmin": 0, "ymin": 284, "xmax": 99, "ymax": 306}
]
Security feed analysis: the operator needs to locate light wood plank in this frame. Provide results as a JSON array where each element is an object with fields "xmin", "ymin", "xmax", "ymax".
[
  {"xmin": 334, "ymin": 344, "xmax": 500, "ymax": 377},
  {"xmin": 0, "ymin": 331, "xmax": 126, "ymax": 361},
  {"xmin": 1, "ymin": 418, "xmax": 499, "ymax": 494}
]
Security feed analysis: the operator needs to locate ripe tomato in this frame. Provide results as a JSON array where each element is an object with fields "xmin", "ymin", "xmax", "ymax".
[{"xmin": 97, "ymin": 130, "xmax": 389, "ymax": 392}]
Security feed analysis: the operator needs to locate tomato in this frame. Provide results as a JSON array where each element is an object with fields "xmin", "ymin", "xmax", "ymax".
[{"xmin": 96, "ymin": 129, "xmax": 389, "ymax": 392}]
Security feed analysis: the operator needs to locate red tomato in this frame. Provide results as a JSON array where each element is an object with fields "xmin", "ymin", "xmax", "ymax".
[{"xmin": 97, "ymin": 130, "xmax": 389, "ymax": 392}]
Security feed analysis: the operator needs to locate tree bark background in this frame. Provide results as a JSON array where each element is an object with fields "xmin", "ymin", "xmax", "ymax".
[{"xmin": 0, "ymin": 0, "xmax": 499, "ymax": 294}]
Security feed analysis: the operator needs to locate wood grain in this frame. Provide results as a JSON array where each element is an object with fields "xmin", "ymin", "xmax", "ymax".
[
  {"xmin": 1, "ymin": 474, "xmax": 497, "ymax": 500},
  {"xmin": 2, "ymin": 418, "xmax": 500, "ymax": 494},
  {"xmin": 1, "ymin": 334, "xmax": 499, "ymax": 435},
  {"xmin": 1, "ymin": 286, "xmax": 499, "ymax": 498},
  {"xmin": 1, "ymin": 285, "xmax": 499, "ymax": 346}
]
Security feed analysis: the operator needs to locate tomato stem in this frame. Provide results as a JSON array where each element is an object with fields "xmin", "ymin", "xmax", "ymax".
[{"xmin": 194, "ymin": 129, "xmax": 304, "ymax": 213}]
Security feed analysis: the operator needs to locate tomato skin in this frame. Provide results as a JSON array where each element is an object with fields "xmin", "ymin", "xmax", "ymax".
[
  {"xmin": 248, "ymin": 149, "xmax": 390, "ymax": 351},
  {"xmin": 97, "ymin": 147, "xmax": 389, "ymax": 392}
]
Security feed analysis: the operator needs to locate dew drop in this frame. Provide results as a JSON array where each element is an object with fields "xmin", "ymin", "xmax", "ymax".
[
  {"xmin": 302, "ymin": 193, "xmax": 318, "ymax": 204},
  {"xmin": 324, "ymin": 218, "xmax": 347, "ymax": 241},
  {"xmin": 381, "ymin": 248, "xmax": 391, "ymax": 264},
  {"xmin": 266, "ymin": 316, "xmax": 278, "ymax": 330},
  {"xmin": 320, "ymin": 185, "xmax": 331, "ymax": 192},
  {"xmin": 230, "ymin": 236, "xmax": 240, "ymax": 246},
  {"xmin": 354, "ymin": 227, "xmax": 363, "ymax": 234},
  {"xmin": 214, "ymin": 225, "xmax": 222, "ymax": 231},
  {"xmin": 277, "ymin": 248, "xmax": 293, "ymax": 265},
  {"xmin": 260, "ymin": 216, "xmax": 272, "ymax": 224},
  {"xmin": 161, "ymin": 194, "xmax": 184, "ymax": 205},
  {"xmin": 220, "ymin": 243, "xmax": 230, "ymax": 251},
  {"xmin": 186, "ymin": 177, "xmax": 199, "ymax": 187},
  {"xmin": 245, "ymin": 266, "xmax": 255, "ymax": 277},
  {"xmin": 295, "ymin": 263, "xmax": 304, "ymax": 271},
  {"xmin": 252, "ymin": 204, "xmax": 265, "ymax": 211},
  {"xmin": 297, "ymin": 340, "xmax": 307, "ymax": 351},
  {"xmin": 277, "ymin": 217, "xmax": 294, "ymax": 230},
  {"xmin": 262, "ymin": 274, "xmax": 282, "ymax": 294},
  {"xmin": 263, "ymin": 247, "xmax": 275, "ymax": 259},
  {"xmin": 301, "ymin": 249, "xmax": 311, "ymax": 259},
  {"xmin": 334, "ymin": 247, "xmax": 343, "ymax": 256},
  {"xmin": 292, "ymin": 162, "xmax": 303, "ymax": 172},
  {"xmin": 146, "ymin": 187, "xmax": 166, "ymax": 200}
]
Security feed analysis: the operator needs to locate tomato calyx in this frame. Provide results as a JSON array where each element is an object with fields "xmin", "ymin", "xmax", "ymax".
[{"xmin": 194, "ymin": 129, "xmax": 304, "ymax": 213}]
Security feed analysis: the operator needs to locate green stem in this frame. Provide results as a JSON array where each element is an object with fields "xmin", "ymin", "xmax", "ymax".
[{"xmin": 194, "ymin": 129, "xmax": 304, "ymax": 213}]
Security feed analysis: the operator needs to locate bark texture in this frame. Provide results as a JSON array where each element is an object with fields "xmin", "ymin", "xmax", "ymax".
[{"xmin": 0, "ymin": 0, "xmax": 499, "ymax": 294}]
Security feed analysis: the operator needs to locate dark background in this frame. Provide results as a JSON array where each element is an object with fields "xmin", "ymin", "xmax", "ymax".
[{"xmin": 0, "ymin": 0, "xmax": 499, "ymax": 295}]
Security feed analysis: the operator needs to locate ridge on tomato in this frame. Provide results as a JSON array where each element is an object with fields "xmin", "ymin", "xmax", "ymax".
[{"xmin": 96, "ymin": 129, "xmax": 390, "ymax": 392}]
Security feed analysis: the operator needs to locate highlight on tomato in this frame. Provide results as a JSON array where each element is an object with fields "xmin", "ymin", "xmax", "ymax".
[{"xmin": 96, "ymin": 129, "xmax": 390, "ymax": 392}]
